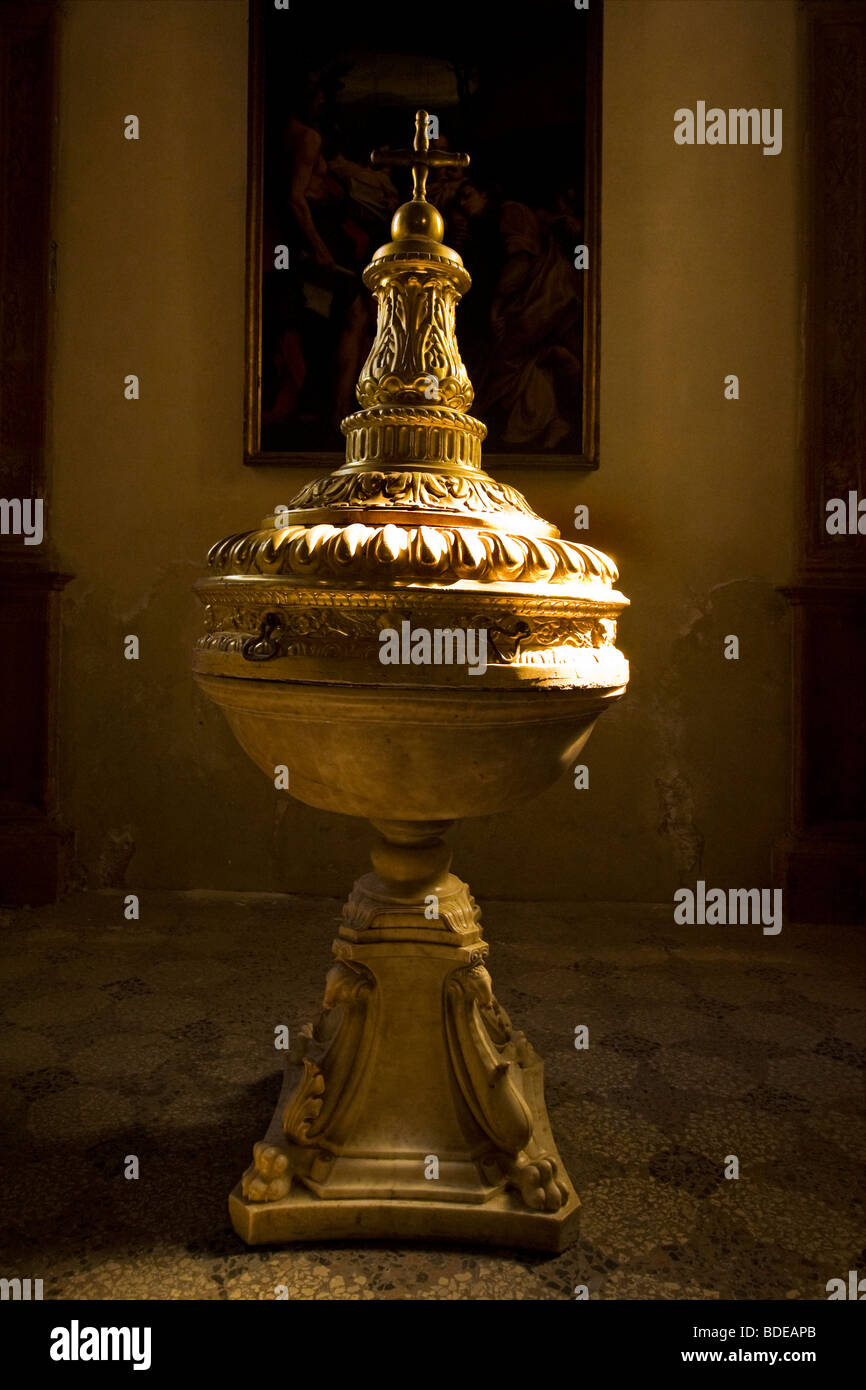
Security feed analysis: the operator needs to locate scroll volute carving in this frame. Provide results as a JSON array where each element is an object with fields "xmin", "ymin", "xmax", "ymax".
[
  {"xmin": 444, "ymin": 960, "xmax": 534, "ymax": 1154},
  {"xmin": 444, "ymin": 958, "xmax": 571, "ymax": 1212},
  {"xmin": 282, "ymin": 958, "xmax": 378, "ymax": 1149}
]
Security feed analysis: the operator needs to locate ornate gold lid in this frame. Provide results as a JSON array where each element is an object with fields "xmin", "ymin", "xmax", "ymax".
[
  {"xmin": 207, "ymin": 112, "xmax": 623, "ymax": 596},
  {"xmin": 196, "ymin": 112, "xmax": 628, "ymax": 688}
]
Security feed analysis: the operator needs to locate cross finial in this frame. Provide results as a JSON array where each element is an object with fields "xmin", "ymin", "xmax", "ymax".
[{"xmin": 370, "ymin": 109, "xmax": 469, "ymax": 203}]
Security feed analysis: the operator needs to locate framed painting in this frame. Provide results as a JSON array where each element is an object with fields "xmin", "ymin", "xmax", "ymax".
[{"xmin": 244, "ymin": 0, "xmax": 602, "ymax": 471}]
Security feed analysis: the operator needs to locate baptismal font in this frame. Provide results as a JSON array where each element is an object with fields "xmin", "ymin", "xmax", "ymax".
[{"xmin": 193, "ymin": 113, "xmax": 629, "ymax": 1249}]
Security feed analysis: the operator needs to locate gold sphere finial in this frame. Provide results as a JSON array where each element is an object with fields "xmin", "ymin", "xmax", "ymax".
[{"xmin": 390, "ymin": 199, "xmax": 445, "ymax": 243}]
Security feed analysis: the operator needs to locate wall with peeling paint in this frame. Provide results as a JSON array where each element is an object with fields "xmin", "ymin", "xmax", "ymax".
[{"xmin": 49, "ymin": 0, "xmax": 798, "ymax": 902}]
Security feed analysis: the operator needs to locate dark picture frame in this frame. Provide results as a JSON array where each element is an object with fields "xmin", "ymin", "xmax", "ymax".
[{"xmin": 244, "ymin": 0, "xmax": 602, "ymax": 472}]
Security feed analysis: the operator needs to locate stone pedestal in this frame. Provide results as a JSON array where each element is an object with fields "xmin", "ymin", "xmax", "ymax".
[{"xmin": 229, "ymin": 823, "xmax": 579, "ymax": 1251}]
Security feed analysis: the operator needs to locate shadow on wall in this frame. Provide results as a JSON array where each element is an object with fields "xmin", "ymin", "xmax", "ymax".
[
  {"xmin": 652, "ymin": 578, "xmax": 790, "ymax": 892},
  {"xmin": 459, "ymin": 578, "xmax": 790, "ymax": 904}
]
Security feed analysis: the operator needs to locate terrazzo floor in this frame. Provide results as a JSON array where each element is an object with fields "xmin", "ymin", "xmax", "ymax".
[{"xmin": 0, "ymin": 891, "xmax": 863, "ymax": 1300}]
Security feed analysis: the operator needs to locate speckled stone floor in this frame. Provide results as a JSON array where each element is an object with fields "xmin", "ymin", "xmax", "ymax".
[{"xmin": 0, "ymin": 891, "xmax": 863, "ymax": 1300}]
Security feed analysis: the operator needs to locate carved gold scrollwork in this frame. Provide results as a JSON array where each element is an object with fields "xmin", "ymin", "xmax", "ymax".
[
  {"xmin": 207, "ymin": 522, "xmax": 620, "ymax": 589},
  {"xmin": 357, "ymin": 267, "xmax": 473, "ymax": 411},
  {"xmin": 288, "ymin": 467, "xmax": 541, "ymax": 522},
  {"xmin": 196, "ymin": 592, "xmax": 620, "ymax": 666}
]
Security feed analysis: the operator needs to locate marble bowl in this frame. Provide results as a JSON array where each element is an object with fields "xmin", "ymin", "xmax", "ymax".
[{"xmin": 194, "ymin": 672, "xmax": 625, "ymax": 822}]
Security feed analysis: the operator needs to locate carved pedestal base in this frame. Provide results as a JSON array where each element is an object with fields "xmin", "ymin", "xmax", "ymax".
[
  {"xmin": 229, "ymin": 1184, "xmax": 579, "ymax": 1252},
  {"xmin": 230, "ymin": 822, "xmax": 579, "ymax": 1251}
]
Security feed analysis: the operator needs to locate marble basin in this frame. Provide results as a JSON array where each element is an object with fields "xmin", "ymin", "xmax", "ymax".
[{"xmin": 193, "ymin": 672, "xmax": 625, "ymax": 823}]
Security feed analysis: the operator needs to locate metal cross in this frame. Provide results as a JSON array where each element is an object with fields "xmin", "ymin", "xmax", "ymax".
[{"xmin": 370, "ymin": 109, "xmax": 469, "ymax": 203}]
